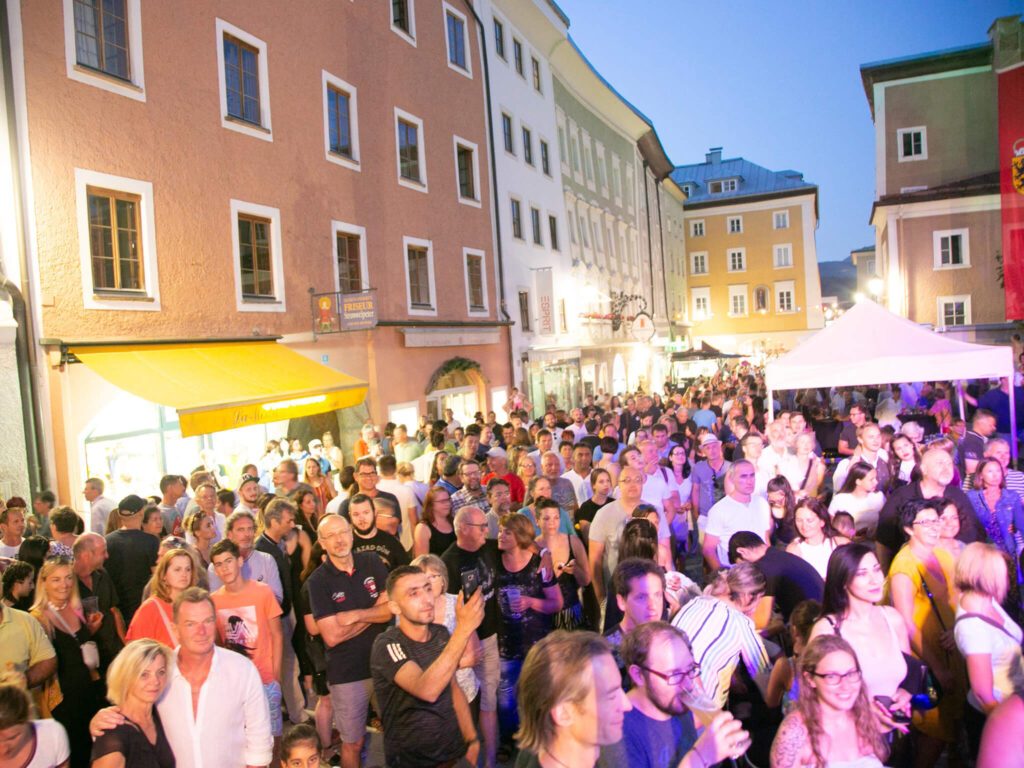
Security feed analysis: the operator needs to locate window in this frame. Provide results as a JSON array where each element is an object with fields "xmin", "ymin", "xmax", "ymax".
[
  {"xmin": 511, "ymin": 199, "xmax": 523, "ymax": 239},
  {"xmin": 522, "ymin": 127, "xmax": 533, "ymax": 166},
  {"xmin": 727, "ymin": 216, "xmax": 743, "ymax": 234},
  {"xmin": 464, "ymin": 249, "xmax": 487, "ymax": 314},
  {"xmin": 336, "ymin": 232, "xmax": 362, "ymax": 293},
  {"xmin": 404, "ymin": 237, "xmax": 436, "ymax": 314},
  {"xmin": 391, "ymin": 0, "xmax": 415, "ymax": 43},
  {"xmin": 454, "ymin": 138, "xmax": 480, "ymax": 205},
  {"xmin": 518, "ymin": 290, "xmax": 531, "ymax": 331},
  {"xmin": 570, "ymin": 135, "xmax": 580, "ymax": 172},
  {"xmin": 597, "ymin": 156, "xmax": 607, "ymax": 191},
  {"xmin": 937, "ymin": 295, "xmax": 970, "ymax": 327},
  {"xmin": 728, "ymin": 285, "xmax": 748, "ymax": 317},
  {"xmin": 579, "ymin": 212, "xmax": 590, "ymax": 247},
  {"xmin": 531, "ymin": 207, "xmax": 542, "ymax": 246},
  {"xmin": 569, "ymin": 214, "xmax": 577, "ymax": 244},
  {"xmin": 549, "ymin": 215, "xmax": 560, "ymax": 251},
  {"xmin": 897, "ymin": 127, "xmax": 927, "ymax": 161},
  {"xmin": 754, "ymin": 286, "xmax": 769, "ymax": 312},
  {"xmin": 86, "ymin": 187, "xmax": 143, "ymax": 293},
  {"xmin": 531, "ymin": 57, "xmax": 542, "ymax": 92},
  {"xmin": 708, "ymin": 178, "xmax": 737, "ymax": 194},
  {"xmin": 728, "ymin": 248, "xmax": 746, "ymax": 272},
  {"xmin": 395, "ymin": 108, "xmax": 426, "ymax": 191},
  {"xmin": 690, "ymin": 252, "xmax": 708, "ymax": 275},
  {"xmin": 65, "ymin": 0, "xmax": 144, "ymax": 99},
  {"xmin": 933, "ymin": 229, "xmax": 969, "ymax": 269},
  {"xmin": 493, "ymin": 18, "xmax": 506, "ymax": 59},
  {"xmin": 230, "ymin": 200, "xmax": 284, "ymax": 311},
  {"xmin": 690, "ymin": 220, "xmax": 705, "ymax": 238},
  {"xmin": 75, "ymin": 169, "xmax": 158, "ymax": 310},
  {"xmin": 592, "ymin": 221, "xmax": 603, "ymax": 253},
  {"xmin": 865, "ymin": 257, "xmax": 876, "ymax": 275},
  {"xmin": 216, "ymin": 20, "xmax": 271, "ymax": 140},
  {"xmin": 513, "ymin": 39, "xmax": 523, "ymax": 75},
  {"xmin": 611, "ymin": 163, "xmax": 622, "ymax": 199},
  {"xmin": 332, "ymin": 221, "xmax": 367, "ymax": 295},
  {"xmin": 444, "ymin": 5, "xmax": 470, "ymax": 76},
  {"xmin": 557, "ymin": 125, "xmax": 567, "ymax": 162},
  {"xmin": 540, "ymin": 140, "xmax": 551, "ymax": 176},
  {"xmin": 775, "ymin": 281, "xmax": 795, "ymax": 313},
  {"xmin": 322, "ymin": 71, "xmax": 360, "ymax": 170},
  {"xmin": 691, "ymin": 287, "xmax": 711, "ymax": 320},
  {"xmin": 502, "ymin": 113, "xmax": 514, "ymax": 154},
  {"xmin": 583, "ymin": 145, "xmax": 594, "ymax": 181},
  {"xmin": 773, "ymin": 244, "xmax": 793, "ymax": 268},
  {"xmin": 773, "ymin": 211, "xmax": 789, "ymax": 229}
]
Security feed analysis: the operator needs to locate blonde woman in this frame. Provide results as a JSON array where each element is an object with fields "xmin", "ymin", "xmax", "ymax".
[
  {"xmin": 91, "ymin": 639, "xmax": 175, "ymax": 767},
  {"xmin": 126, "ymin": 549, "xmax": 197, "ymax": 649},
  {"xmin": 31, "ymin": 557, "xmax": 103, "ymax": 767},
  {"xmin": 183, "ymin": 511, "xmax": 216, "ymax": 569}
]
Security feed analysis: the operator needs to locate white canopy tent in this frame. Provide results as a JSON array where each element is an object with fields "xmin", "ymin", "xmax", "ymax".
[{"xmin": 764, "ymin": 299, "xmax": 1017, "ymax": 460}]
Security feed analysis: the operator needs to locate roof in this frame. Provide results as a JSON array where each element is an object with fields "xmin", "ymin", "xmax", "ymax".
[
  {"xmin": 670, "ymin": 152, "xmax": 816, "ymax": 205},
  {"xmin": 870, "ymin": 171, "xmax": 1000, "ymax": 221},
  {"xmin": 850, "ymin": 245, "xmax": 875, "ymax": 254},
  {"xmin": 543, "ymin": 0, "xmax": 570, "ymax": 26},
  {"xmin": 860, "ymin": 42, "xmax": 992, "ymax": 119},
  {"xmin": 764, "ymin": 298, "xmax": 1012, "ymax": 390}
]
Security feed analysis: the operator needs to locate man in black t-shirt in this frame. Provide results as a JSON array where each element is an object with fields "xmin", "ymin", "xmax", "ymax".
[
  {"xmin": 441, "ymin": 506, "xmax": 500, "ymax": 768},
  {"xmin": 104, "ymin": 495, "xmax": 158, "ymax": 623},
  {"xmin": 307, "ymin": 515, "xmax": 391, "ymax": 768},
  {"xmin": 728, "ymin": 532, "xmax": 823, "ymax": 621},
  {"xmin": 72, "ymin": 532, "xmax": 124, "ymax": 671},
  {"xmin": 348, "ymin": 494, "xmax": 410, "ymax": 571},
  {"xmin": 837, "ymin": 403, "xmax": 869, "ymax": 456},
  {"xmin": 371, "ymin": 565, "xmax": 484, "ymax": 767}
]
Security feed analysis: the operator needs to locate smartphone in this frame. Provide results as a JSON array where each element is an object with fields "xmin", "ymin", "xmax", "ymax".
[{"xmin": 460, "ymin": 568, "xmax": 480, "ymax": 599}]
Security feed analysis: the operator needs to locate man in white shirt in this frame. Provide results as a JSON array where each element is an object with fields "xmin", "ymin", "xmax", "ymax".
[
  {"xmin": 563, "ymin": 408, "xmax": 588, "ymax": 443},
  {"xmin": 638, "ymin": 440, "xmax": 676, "ymax": 522},
  {"xmin": 92, "ymin": 587, "xmax": 273, "ymax": 768},
  {"xmin": 529, "ymin": 430, "xmax": 564, "ymax": 474},
  {"xmin": 562, "ymin": 443, "xmax": 595, "ymax": 506},
  {"xmin": 207, "ymin": 511, "xmax": 283, "ymax": 602},
  {"xmin": 84, "ymin": 477, "xmax": 117, "ymax": 535},
  {"xmin": 375, "ymin": 455, "xmax": 419, "ymax": 549},
  {"xmin": 757, "ymin": 421, "xmax": 798, "ymax": 484},
  {"xmin": 0, "ymin": 505, "xmax": 26, "ymax": 558},
  {"xmin": 832, "ymin": 423, "xmax": 889, "ymax": 491},
  {"xmin": 233, "ymin": 474, "xmax": 262, "ymax": 516},
  {"xmin": 703, "ymin": 461, "xmax": 771, "ymax": 571}
]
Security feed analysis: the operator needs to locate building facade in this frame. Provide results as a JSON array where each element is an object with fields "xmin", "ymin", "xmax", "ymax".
[
  {"xmin": 861, "ymin": 16, "xmax": 1023, "ymax": 339},
  {"xmin": 672, "ymin": 148, "xmax": 824, "ymax": 357},
  {"xmin": 4, "ymin": 0, "xmax": 511, "ymax": 501}
]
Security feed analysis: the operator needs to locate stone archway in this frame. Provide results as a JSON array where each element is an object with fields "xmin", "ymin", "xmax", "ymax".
[{"xmin": 425, "ymin": 357, "xmax": 487, "ymax": 426}]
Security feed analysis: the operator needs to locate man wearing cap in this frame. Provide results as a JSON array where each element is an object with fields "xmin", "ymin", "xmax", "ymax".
[
  {"xmin": 234, "ymin": 473, "xmax": 262, "ymax": 516},
  {"xmin": 308, "ymin": 438, "xmax": 331, "ymax": 475},
  {"xmin": 104, "ymin": 495, "xmax": 159, "ymax": 623},
  {"xmin": 689, "ymin": 435, "xmax": 732, "ymax": 546},
  {"xmin": 482, "ymin": 446, "xmax": 525, "ymax": 505}
]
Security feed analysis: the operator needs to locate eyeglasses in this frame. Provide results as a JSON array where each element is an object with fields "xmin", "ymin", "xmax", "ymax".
[
  {"xmin": 464, "ymin": 522, "xmax": 489, "ymax": 530},
  {"xmin": 356, "ymin": 471, "xmax": 378, "ymax": 478},
  {"xmin": 912, "ymin": 519, "xmax": 941, "ymax": 528},
  {"xmin": 811, "ymin": 668, "xmax": 862, "ymax": 687},
  {"xmin": 638, "ymin": 664, "xmax": 700, "ymax": 686}
]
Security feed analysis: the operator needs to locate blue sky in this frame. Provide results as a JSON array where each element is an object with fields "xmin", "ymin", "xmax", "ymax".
[{"xmin": 555, "ymin": 0, "xmax": 1022, "ymax": 261}]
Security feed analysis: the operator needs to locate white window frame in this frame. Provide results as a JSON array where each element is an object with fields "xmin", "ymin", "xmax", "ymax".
[
  {"xmin": 774, "ymin": 280, "xmax": 796, "ymax": 314},
  {"xmin": 452, "ymin": 135, "xmax": 481, "ymax": 208},
  {"xmin": 215, "ymin": 19, "xmax": 272, "ymax": 142},
  {"xmin": 936, "ymin": 294, "xmax": 971, "ymax": 327},
  {"xmin": 391, "ymin": 0, "xmax": 417, "ymax": 46},
  {"xmin": 727, "ymin": 248, "xmax": 747, "ymax": 273},
  {"xmin": 394, "ymin": 107, "xmax": 428, "ymax": 193},
  {"xmin": 74, "ymin": 168, "xmax": 160, "ymax": 311},
  {"xmin": 230, "ymin": 199, "xmax": 285, "ymax": 313},
  {"xmin": 463, "ymin": 247, "xmax": 489, "ymax": 316},
  {"xmin": 727, "ymin": 215, "xmax": 743, "ymax": 234},
  {"xmin": 897, "ymin": 126, "xmax": 927, "ymax": 162},
  {"xmin": 321, "ymin": 70, "xmax": 360, "ymax": 172},
  {"xmin": 691, "ymin": 287, "xmax": 711, "ymax": 320},
  {"xmin": 773, "ymin": 243, "xmax": 793, "ymax": 269},
  {"xmin": 728, "ymin": 284, "xmax": 748, "ymax": 317},
  {"xmin": 690, "ymin": 219, "xmax": 705, "ymax": 238},
  {"xmin": 442, "ymin": 3, "xmax": 472, "ymax": 79},
  {"xmin": 709, "ymin": 178, "xmax": 737, "ymax": 194},
  {"xmin": 403, "ymin": 235, "xmax": 436, "ymax": 316},
  {"xmin": 773, "ymin": 210, "xmax": 789, "ymax": 229},
  {"xmin": 690, "ymin": 251, "xmax": 708, "ymax": 275},
  {"xmin": 932, "ymin": 228, "xmax": 970, "ymax": 270},
  {"xmin": 331, "ymin": 220, "xmax": 369, "ymax": 293},
  {"xmin": 63, "ymin": 0, "xmax": 146, "ymax": 100}
]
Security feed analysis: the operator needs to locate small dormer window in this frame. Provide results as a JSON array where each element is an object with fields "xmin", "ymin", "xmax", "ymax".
[{"xmin": 708, "ymin": 178, "xmax": 737, "ymax": 194}]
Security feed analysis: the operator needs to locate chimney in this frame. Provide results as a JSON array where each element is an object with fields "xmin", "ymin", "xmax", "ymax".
[{"xmin": 705, "ymin": 147, "xmax": 722, "ymax": 165}]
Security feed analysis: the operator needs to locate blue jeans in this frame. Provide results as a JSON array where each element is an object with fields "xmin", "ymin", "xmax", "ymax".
[{"xmin": 497, "ymin": 658, "xmax": 524, "ymax": 741}]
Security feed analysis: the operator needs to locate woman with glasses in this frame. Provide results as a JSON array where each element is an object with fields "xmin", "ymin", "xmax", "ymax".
[
  {"xmin": 125, "ymin": 548, "xmax": 197, "ymax": 649},
  {"xmin": 770, "ymin": 634, "xmax": 889, "ymax": 768},
  {"xmin": 412, "ymin": 486, "xmax": 456, "ymax": 557},
  {"xmin": 31, "ymin": 556, "xmax": 103, "ymax": 768},
  {"xmin": 786, "ymin": 498, "xmax": 851, "ymax": 580},
  {"xmin": 888, "ymin": 497, "xmax": 965, "ymax": 767}
]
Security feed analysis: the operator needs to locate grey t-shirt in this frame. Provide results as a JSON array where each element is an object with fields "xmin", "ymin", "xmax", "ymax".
[
  {"xmin": 623, "ymin": 707, "xmax": 698, "ymax": 768},
  {"xmin": 690, "ymin": 459, "xmax": 731, "ymax": 518}
]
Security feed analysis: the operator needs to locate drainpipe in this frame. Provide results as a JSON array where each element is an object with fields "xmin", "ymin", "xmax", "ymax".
[
  {"xmin": 654, "ymin": 179, "xmax": 669, "ymax": 321},
  {"xmin": 641, "ymin": 160, "xmax": 656, "ymax": 318},
  {"xmin": 1, "ymin": 0, "xmax": 46, "ymax": 493},
  {"xmin": 462, "ymin": 0, "xmax": 517, "ymax": 388}
]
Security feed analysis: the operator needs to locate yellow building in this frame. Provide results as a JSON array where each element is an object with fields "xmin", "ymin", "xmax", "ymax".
[{"xmin": 672, "ymin": 148, "xmax": 824, "ymax": 357}]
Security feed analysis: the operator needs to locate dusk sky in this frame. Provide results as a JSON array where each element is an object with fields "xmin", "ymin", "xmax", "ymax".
[{"xmin": 555, "ymin": 0, "xmax": 1022, "ymax": 261}]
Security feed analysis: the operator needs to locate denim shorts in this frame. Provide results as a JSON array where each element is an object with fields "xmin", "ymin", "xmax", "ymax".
[{"xmin": 263, "ymin": 680, "xmax": 283, "ymax": 737}]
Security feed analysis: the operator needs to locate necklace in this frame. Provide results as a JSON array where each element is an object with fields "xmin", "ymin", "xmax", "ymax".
[
  {"xmin": 543, "ymin": 748, "xmax": 575, "ymax": 768},
  {"xmin": 48, "ymin": 600, "xmax": 69, "ymax": 612}
]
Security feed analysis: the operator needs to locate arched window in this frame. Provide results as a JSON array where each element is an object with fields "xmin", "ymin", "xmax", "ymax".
[{"xmin": 754, "ymin": 285, "xmax": 770, "ymax": 313}]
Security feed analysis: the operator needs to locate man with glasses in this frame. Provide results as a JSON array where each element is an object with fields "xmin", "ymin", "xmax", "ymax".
[
  {"xmin": 337, "ymin": 456, "xmax": 401, "ymax": 522},
  {"xmin": 621, "ymin": 621, "xmax": 748, "ymax": 768},
  {"xmin": 451, "ymin": 460, "xmax": 490, "ymax": 514}
]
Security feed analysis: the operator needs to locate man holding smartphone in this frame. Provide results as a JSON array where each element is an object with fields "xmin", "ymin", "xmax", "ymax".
[{"xmin": 441, "ymin": 506, "xmax": 501, "ymax": 768}]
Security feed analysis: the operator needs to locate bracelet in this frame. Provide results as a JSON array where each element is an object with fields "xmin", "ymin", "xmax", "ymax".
[{"xmin": 465, "ymin": 737, "xmax": 480, "ymax": 747}]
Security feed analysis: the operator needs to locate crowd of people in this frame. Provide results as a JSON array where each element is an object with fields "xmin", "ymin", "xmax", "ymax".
[{"xmin": 2, "ymin": 366, "xmax": 1024, "ymax": 767}]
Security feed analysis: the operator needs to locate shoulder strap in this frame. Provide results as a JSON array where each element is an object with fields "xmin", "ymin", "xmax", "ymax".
[
  {"xmin": 955, "ymin": 611, "xmax": 1021, "ymax": 642},
  {"xmin": 156, "ymin": 601, "xmax": 180, "ymax": 649},
  {"xmin": 824, "ymin": 614, "xmax": 842, "ymax": 638}
]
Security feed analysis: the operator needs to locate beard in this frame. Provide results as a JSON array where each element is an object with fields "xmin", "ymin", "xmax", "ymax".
[{"xmin": 353, "ymin": 520, "xmax": 376, "ymax": 537}]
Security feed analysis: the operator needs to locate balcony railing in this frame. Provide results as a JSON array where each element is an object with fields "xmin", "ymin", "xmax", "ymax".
[{"xmin": 310, "ymin": 288, "xmax": 378, "ymax": 337}]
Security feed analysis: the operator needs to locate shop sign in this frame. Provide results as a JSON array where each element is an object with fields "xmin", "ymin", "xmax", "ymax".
[
  {"xmin": 631, "ymin": 311, "xmax": 655, "ymax": 343},
  {"xmin": 536, "ymin": 268, "xmax": 555, "ymax": 336},
  {"xmin": 312, "ymin": 290, "xmax": 377, "ymax": 334}
]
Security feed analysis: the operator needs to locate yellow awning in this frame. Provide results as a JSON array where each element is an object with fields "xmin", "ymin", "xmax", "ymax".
[{"xmin": 70, "ymin": 340, "xmax": 368, "ymax": 437}]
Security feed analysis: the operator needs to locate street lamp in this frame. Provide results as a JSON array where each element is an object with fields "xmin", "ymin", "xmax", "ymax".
[{"xmin": 868, "ymin": 277, "xmax": 884, "ymax": 298}]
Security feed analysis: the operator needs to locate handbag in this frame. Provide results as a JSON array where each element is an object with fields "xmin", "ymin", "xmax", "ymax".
[{"xmin": 899, "ymin": 652, "xmax": 941, "ymax": 711}]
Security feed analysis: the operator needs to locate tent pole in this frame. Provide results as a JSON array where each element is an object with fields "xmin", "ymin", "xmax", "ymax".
[
  {"xmin": 1010, "ymin": 376, "xmax": 1019, "ymax": 469},
  {"xmin": 957, "ymin": 383, "xmax": 966, "ymax": 421},
  {"xmin": 767, "ymin": 387, "xmax": 774, "ymax": 423}
]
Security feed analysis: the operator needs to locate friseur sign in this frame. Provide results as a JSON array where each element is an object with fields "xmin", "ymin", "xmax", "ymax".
[{"xmin": 311, "ymin": 289, "xmax": 378, "ymax": 335}]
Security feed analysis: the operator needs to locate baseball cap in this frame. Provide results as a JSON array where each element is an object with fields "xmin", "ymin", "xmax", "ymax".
[
  {"xmin": 699, "ymin": 434, "xmax": 722, "ymax": 447},
  {"xmin": 308, "ymin": 439, "xmax": 323, "ymax": 448},
  {"xmin": 486, "ymin": 446, "xmax": 507, "ymax": 459},
  {"xmin": 238, "ymin": 474, "xmax": 260, "ymax": 489},
  {"xmin": 117, "ymin": 494, "xmax": 147, "ymax": 516}
]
